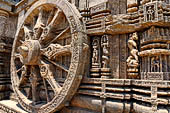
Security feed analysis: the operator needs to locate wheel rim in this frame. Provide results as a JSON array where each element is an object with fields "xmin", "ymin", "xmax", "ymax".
[{"xmin": 11, "ymin": 0, "xmax": 87, "ymax": 112}]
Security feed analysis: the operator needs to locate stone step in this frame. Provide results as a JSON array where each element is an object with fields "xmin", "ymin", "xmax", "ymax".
[{"xmin": 0, "ymin": 100, "xmax": 28, "ymax": 113}]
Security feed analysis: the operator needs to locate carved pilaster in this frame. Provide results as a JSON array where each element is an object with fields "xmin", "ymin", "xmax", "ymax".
[
  {"xmin": 79, "ymin": 0, "xmax": 90, "ymax": 20},
  {"xmin": 0, "ymin": 10, "xmax": 11, "ymax": 101},
  {"xmin": 151, "ymin": 85, "xmax": 158, "ymax": 112},
  {"xmin": 0, "ymin": 10, "xmax": 8, "ymax": 38}
]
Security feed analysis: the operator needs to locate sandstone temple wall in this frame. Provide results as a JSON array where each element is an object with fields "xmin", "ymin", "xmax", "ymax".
[{"xmin": 0, "ymin": 0, "xmax": 170, "ymax": 113}]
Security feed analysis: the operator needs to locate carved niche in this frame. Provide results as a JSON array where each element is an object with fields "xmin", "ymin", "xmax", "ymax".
[
  {"xmin": 142, "ymin": 1, "xmax": 164, "ymax": 22},
  {"xmin": 90, "ymin": 37, "xmax": 101, "ymax": 77},
  {"xmin": 139, "ymin": 26, "xmax": 170, "ymax": 80},
  {"xmin": 90, "ymin": 35, "xmax": 111, "ymax": 78}
]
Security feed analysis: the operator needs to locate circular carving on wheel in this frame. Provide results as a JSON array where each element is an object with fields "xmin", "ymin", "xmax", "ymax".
[{"xmin": 11, "ymin": 0, "xmax": 87, "ymax": 112}]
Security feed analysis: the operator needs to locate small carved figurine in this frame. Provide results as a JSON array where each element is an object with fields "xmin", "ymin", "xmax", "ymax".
[
  {"xmin": 147, "ymin": 6, "xmax": 154, "ymax": 21},
  {"xmin": 92, "ymin": 40, "xmax": 99, "ymax": 64},
  {"xmin": 151, "ymin": 56, "xmax": 160, "ymax": 72}
]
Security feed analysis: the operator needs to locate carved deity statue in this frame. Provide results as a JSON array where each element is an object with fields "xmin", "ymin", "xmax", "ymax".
[
  {"xmin": 92, "ymin": 40, "xmax": 99, "ymax": 64},
  {"xmin": 101, "ymin": 35, "xmax": 109, "ymax": 68},
  {"xmin": 151, "ymin": 56, "xmax": 160, "ymax": 72},
  {"xmin": 127, "ymin": 32, "xmax": 139, "ymax": 67},
  {"xmin": 147, "ymin": 6, "xmax": 154, "ymax": 21}
]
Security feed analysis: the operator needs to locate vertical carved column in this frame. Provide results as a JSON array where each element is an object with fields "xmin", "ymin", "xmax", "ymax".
[
  {"xmin": 151, "ymin": 85, "xmax": 158, "ymax": 112},
  {"xmin": 119, "ymin": 35, "xmax": 127, "ymax": 79},
  {"xmin": 101, "ymin": 78, "xmax": 106, "ymax": 113},
  {"xmin": 79, "ymin": 0, "xmax": 90, "ymax": 20},
  {"xmin": 0, "ymin": 10, "xmax": 8, "ymax": 39},
  {"xmin": 0, "ymin": 10, "xmax": 11, "ymax": 100},
  {"xmin": 100, "ymin": 35, "xmax": 110, "ymax": 113}
]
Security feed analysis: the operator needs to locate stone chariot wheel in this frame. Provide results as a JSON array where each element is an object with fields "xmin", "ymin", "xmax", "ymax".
[{"xmin": 11, "ymin": 0, "xmax": 88, "ymax": 112}]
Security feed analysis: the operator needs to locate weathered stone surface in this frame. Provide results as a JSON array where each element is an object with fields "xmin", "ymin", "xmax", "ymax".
[{"xmin": 1, "ymin": 0, "xmax": 170, "ymax": 113}]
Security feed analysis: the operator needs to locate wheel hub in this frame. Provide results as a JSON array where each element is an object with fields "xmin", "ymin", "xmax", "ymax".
[{"xmin": 18, "ymin": 40, "xmax": 41, "ymax": 65}]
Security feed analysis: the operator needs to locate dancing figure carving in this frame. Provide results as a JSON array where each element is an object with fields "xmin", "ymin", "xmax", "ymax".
[{"xmin": 101, "ymin": 35, "xmax": 109, "ymax": 68}]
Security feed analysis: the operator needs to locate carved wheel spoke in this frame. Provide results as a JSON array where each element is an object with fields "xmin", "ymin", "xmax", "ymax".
[
  {"xmin": 43, "ymin": 57, "xmax": 69, "ymax": 73},
  {"xmin": 39, "ymin": 8, "xmax": 65, "ymax": 44},
  {"xmin": 46, "ymin": 26, "xmax": 70, "ymax": 47},
  {"xmin": 11, "ymin": 1, "xmax": 87, "ymax": 112},
  {"xmin": 45, "ymin": 76, "xmax": 61, "ymax": 94}
]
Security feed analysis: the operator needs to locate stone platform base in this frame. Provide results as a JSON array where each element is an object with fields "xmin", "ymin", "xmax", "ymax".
[{"xmin": 0, "ymin": 100, "xmax": 27, "ymax": 113}]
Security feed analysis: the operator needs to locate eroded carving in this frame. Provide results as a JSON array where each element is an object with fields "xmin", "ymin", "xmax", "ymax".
[
  {"xmin": 101, "ymin": 35, "xmax": 109, "ymax": 69},
  {"xmin": 92, "ymin": 39, "xmax": 99, "ymax": 64},
  {"xmin": 3, "ymin": 0, "xmax": 170, "ymax": 113},
  {"xmin": 151, "ymin": 56, "xmax": 160, "ymax": 72},
  {"xmin": 127, "ymin": 32, "xmax": 139, "ymax": 78}
]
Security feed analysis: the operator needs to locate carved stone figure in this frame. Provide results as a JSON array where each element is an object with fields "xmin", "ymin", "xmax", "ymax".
[
  {"xmin": 151, "ymin": 56, "xmax": 160, "ymax": 72},
  {"xmin": 127, "ymin": 32, "xmax": 139, "ymax": 67},
  {"xmin": 101, "ymin": 35, "xmax": 109, "ymax": 68},
  {"xmin": 127, "ymin": 56, "xmax": 138, "ymax": 67},
  {"xmin": 92, "ymin": 40, "xmax": 99, "ymax": 64},
  {"xmin": 147, "ymin": 6, "xmax": 154, "ymax": 21},
  {"xmin": 127, "ymin": 32, "xmax": 139, "ymax": 78},
  {"xmin": 1, "ymin": 0, "xmax": 170, "ymax": 113}
]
